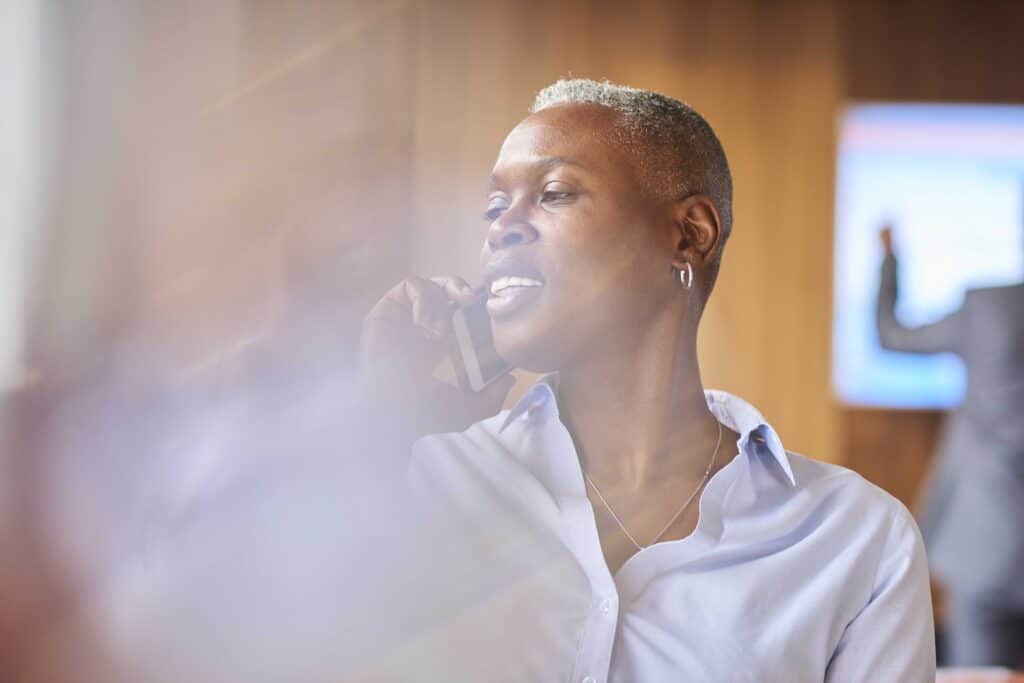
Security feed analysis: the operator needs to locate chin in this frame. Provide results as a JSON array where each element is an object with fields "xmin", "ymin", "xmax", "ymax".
[{"xmin": 491, "ymin": 315, "xmax": 572, "ymax": 373}]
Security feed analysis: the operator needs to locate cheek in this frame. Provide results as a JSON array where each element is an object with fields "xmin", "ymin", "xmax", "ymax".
[{"xmin": 552, "ymin": 226, "xmax": 664, "ymax": 304}]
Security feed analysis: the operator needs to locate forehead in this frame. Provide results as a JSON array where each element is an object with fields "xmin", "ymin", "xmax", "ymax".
[{"xmin": 491, "ymin": 104, "xmax": 638, "ymax": 184}]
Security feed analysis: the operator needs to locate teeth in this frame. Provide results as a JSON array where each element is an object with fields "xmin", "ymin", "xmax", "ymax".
[{"xmin": 489, "ymin": 276, "xmax": 544, "ymax": 296}]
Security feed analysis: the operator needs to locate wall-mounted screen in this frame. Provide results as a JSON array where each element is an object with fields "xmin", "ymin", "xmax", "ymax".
[{"xmin": 833, "ymin": 104, "xmax": 1024, "ymax": 408}]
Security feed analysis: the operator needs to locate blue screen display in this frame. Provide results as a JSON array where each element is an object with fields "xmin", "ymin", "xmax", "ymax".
[{"xmin": 833, "ymin": 104, "xmax": 1024, "ymax": 408}]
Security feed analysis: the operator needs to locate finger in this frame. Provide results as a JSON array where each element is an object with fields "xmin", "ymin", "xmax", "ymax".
[
  {"xmin": 429, "ymin": 276, "xmax": 478, "ymax": 306},
  {"xmin": 404, "ymin": 277, "xmax": 450, "ymax": 338},
  {"xmin": 370, "ymin": 279, "xmax": 416, "ymax": 318}
]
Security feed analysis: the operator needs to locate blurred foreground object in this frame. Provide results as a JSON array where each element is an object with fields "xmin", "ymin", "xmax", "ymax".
[{"xmin": 2, "ymin": 0, "xmax": 415, "ymax": 679}]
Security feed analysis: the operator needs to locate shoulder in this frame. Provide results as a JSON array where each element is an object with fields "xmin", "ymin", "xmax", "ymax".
[
  {"xmin": 792, "ymin": 464, "xmax": 936, "ymax": 679},
  {"xmin": 777, "ymin": 453, "xmax": 929, "ymax": 626},
  {"xmin": 407, "ymin": 410, "xmax": 515, "ymax": 491},
  {"xmin": 789, "ymin": 452, "xmax": 911, "ymax": 512},
  {"xmin": 786, "ymin": 451, "xmax": 924, "ymax": 553}
]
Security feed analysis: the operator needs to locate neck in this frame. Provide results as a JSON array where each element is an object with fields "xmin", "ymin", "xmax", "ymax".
[{"xmin": 557, "ymin": 309, "xmax": 718, "ymax": 492}]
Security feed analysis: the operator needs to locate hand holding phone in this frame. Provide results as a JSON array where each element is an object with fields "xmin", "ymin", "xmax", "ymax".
[{"xmin": 360, "ymin": 276, "xmax": 515, "ymax": 440}]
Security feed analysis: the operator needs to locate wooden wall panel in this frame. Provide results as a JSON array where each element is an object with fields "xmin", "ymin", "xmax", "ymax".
[
  {"xmin": 841, "ymin": 408, "xmax": 943, "ymax": 510},
  {"xmin": 842, "ymin": 0, "xmax": 1024, "ymax": 103}
]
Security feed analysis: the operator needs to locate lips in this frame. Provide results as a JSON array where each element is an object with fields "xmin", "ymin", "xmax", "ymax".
[
  {"xmin": 482, "ymin": 257, "xmax": 546, "ymax": 319},
  {"xmin": 489, "ymin": 275, "xmax": 544, "ymax": 296}
]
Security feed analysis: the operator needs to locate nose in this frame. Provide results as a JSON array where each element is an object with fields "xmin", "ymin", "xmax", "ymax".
[{"xmin": 486, "ymin": 212, "xmax": 539, "ymax": 251}]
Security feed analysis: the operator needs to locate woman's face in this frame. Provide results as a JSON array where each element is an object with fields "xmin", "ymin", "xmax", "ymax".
[{"xmin": 480, "ymin": 103, "xmax": 679, "ymax": 372}]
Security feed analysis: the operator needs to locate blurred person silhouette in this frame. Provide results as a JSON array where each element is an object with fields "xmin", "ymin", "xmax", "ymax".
[
  {"xmin": 357, "ymin": 79, "xmax": 936, "ymax": 681},
  {"xmin": 877, "ymin": 223, "xmax": 1024, "ymax": 668}
]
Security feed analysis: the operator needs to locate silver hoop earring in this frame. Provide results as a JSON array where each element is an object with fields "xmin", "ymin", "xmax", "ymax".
[{"xmin": 679, "ymin": 262, "xmax": 693, "ymax": 290}]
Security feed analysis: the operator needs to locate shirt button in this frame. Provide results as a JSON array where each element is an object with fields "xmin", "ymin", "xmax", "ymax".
[
  {"xmin": 582, "ymin": 677, "xmax": 597, "ymax": 683},
  {"xmin": 599, "ymin": 598, "xmax": 614, "ymax": 614}
]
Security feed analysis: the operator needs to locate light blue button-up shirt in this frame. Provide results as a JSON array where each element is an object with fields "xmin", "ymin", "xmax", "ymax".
[{"xmin": 399, "ymin": 377, "xmax": 936, "ymax": 682}]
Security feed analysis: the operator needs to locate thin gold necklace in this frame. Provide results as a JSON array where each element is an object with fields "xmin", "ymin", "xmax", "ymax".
[{"xmin": 583, "ymin": 419, "xmax": 723, "ymax": 552}]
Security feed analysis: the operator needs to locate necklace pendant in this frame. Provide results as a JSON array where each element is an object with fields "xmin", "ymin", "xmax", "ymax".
[{"xmin": 583, "ymin": 419, "xmax": 724, "ymax": 553}]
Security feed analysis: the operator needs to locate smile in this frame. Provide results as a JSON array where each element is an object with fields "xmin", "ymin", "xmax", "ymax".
[
  {"xmin": 486, "ymin": 276, "xmax": 545, "ymax": 319},
  {"xmin": 489, "ymin": 276, "xmax": 545, "ymax": 297}
]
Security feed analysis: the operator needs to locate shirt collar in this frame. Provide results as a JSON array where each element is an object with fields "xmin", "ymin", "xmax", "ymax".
[
  {"xmin": 500, "ymin": 375, "xmax": 796, "ymax": 486},
  {"xmin": 499, "ymin": 373, "xmax": 560, "ymax": 431},
  {"xmin": 705, "ymin": 389, "xmax": 796, "ymax": 486}
]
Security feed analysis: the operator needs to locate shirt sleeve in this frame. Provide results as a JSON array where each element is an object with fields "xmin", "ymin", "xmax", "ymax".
[
  {"xmin": 876, "ymin": 254, "xmax": 967, "ymax": 355},
  {"xmin": 825, "ymin": 504, "xmax": 936, "ymax": 682}
]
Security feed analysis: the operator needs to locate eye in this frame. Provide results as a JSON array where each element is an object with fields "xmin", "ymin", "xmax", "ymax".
[
  {"xmin": 539, "ymin": 181, "xmax": 577, "ymax": 206},
  {"xmin": 541, "ymin": 190, "xmax": 574, "ymax": 203}
]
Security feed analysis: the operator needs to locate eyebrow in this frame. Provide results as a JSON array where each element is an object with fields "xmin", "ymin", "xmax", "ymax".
[{"xmin": 489, "ymin": 156, "xmax": 582, "ymax": 188}]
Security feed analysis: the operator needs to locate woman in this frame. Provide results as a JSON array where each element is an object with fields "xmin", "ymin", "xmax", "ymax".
[{"xmin": 360, "ymin": 79, "xmax": 935, "ymax": 681}]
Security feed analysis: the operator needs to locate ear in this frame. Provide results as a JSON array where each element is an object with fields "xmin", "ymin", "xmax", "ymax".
[{"xmin": 668, "ymin": 194, "xmax": 723, "ymax": 271}]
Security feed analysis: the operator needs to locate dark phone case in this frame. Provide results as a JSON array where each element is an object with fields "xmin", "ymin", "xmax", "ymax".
[
  {"xmin": 448, "ymin": 296, "xmax": 510, "ymax": 393},
  {"xmin": 448, "ymin": 300, "xmax": 479, "ymax": 393},
  {"xmin": 449, "ymin": 331, "xmax": 475, "ymax": 393}
]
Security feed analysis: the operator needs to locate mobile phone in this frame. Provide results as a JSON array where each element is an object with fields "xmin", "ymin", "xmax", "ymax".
[{"xmin": 450, "ymin": 295, "xmax": 513, "ymax": 392}]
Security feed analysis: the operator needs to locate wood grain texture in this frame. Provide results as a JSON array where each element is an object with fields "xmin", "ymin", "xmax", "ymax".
[{"xmin": 841, "ymin": 0, "xmax": 1024, "ymax": 103}]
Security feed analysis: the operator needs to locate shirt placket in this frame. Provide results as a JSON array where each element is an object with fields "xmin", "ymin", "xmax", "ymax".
[
  {"xmin": 532, "ymin": 419, "xmax": 620, "ymax": 683},
  {"xmin": 566, "ymin": 501, "xmax": 620, "ymax": 683}
]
